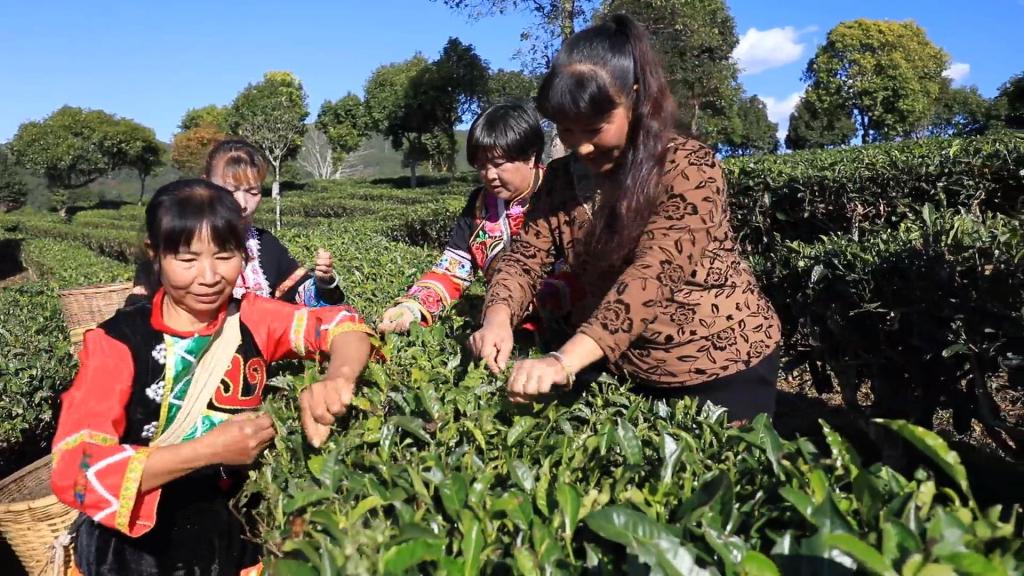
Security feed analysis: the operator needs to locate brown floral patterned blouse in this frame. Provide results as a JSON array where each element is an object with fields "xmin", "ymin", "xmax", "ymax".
[{"xmin": 485, "ymin": 136, "xmax": 781, "ymax": 387}]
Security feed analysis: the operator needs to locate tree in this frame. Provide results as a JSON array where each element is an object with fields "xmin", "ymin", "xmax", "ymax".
[
  {"xmin": 179, "ymin": 105, "xmax": 230, "ymax": 132},
  {"xmin": 435, "ymin": 0, "xmax": 596, "ymax": 158},
  {"xmin": 923, "ymin": 84, "xmax": 991, "ymax": 138},
  {"xmin": 315, "ymin": 94, "xmax": 369, "ymax": 164},
  {"xmin": 364, "ymin": 55, "xmax": 436, "ymax": 187},
  {"xmin": 603, "ymin": 0, "xmax": 742, "ymax": 148},
  {"xmin": 103, "ymin": 119, "xmax": 164, "ymax": 204},
  {"xmin": 419, "ymin": 38, "xmax": 490, "ymax": 173},
  {"xmin": 992, "ymin": 71, "xmax": 1024, "ymax": 130},
  {"xmin": 784, "ymin": 93, "xmax": 857, "ymax": 151},
  {"xmin": 0, "ymin": 145, "xmax": 27, "ymax": 212},
  {"xmin": 718, "ymin": 95, "xmax": 778, "ymax": 156},
  {"xmin": 228, "ymin": 71, "xmax": 309, "ymax": 231},
  {"xmin": 297, "ymin": 127, "xmax": 343, "ymax": 180},
  {"xmin": 437, "ymin": 0, "xmax": 598, "ymax": 71},
  {"xmin": 802, "ymin": 19, "xmax": 949, "ymax": 144},
  {"xmin": 8, "ymin": 106, "xmax": 122, "ymax": 214},
  {"xmin": 484, "ymin": 69, "xmax": 539, "ymax": 107},
  {"xmin": 171, "ymin": 125, "xmax": 226, "ymax": 177}
]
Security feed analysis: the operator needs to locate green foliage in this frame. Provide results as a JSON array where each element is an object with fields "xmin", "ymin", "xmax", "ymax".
[
  {"xmin": 802, "ymin": 19, "xmax": 950, "ymax": 143},
  {"xmin": 7, "ymin": 106, "xmax": 161, "ymax": 211},
  {"xmin": 763, "ymin": 210, "xmax": 1024, "ymax": 439},
  {"xmin": 103, "ymin": 118, "xmax": 164, "ymax": 204},
  {"xmin": 364, "ymin": 54, "xmax": 436, "ymax": 187},
  {"xmin": 719, "ymin": 94, "xmax": 779, "ymax": 157},
  {"xmin": 0, "ymin": 145, "xmax": 28, "ymax": 212},
  {"xmin": 784, "ymin": 92, "xmax": 857, "ymax": 151},
  {"xmin": 483, "ymin": 69, "xmax": 539, "ymax": 107},
  {"xmin": 727, "ymin": 133, "xmax": 1024, "ymax": 247},
  {"xmin": 243, "ymin": 322, "xmax": 1023, "ymax": 573},
  {"xmin": 3, "ymin": 134, "xmax": 1023, "ymax": 571},
  {"xmin": 20, "ymin": 236, "xmax": 132, "ymax": 288},
  {"xmin": 316, "ymin": 93, "xmax": 370, "ymax": 161},
  {"xmin": 364, "ymin": 39, "xmax": 489, "ymax": 182},
  {"xmin": 179, "ymin": 104, "xmax": 230, "ymax": 132},
  {"xmin": 924, "ymin": 84, "xmax": 993, "ymax": 138},
  {"xmin": 228, "ymin": 71, "xmax": 310, "ymax": 189},
  {"xmin": 728, "ymin": 133, "xmax": 1024, "ymax": 451},
  {"xmin": 1, "ymin": 210, "xmax": 141, "ymax": 263},
  {"xmin": 992, "ymin": 71, "xmax": 1024, "ymax": 130},
  {"xmin": 0, "ymin": 282, "xmax": 76, "ymax": 473}
]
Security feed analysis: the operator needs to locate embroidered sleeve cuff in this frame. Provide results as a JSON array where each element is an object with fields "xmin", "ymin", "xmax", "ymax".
[{"xmin": 115, "ymin": 447, "xmax": 161, "ymax": 537}]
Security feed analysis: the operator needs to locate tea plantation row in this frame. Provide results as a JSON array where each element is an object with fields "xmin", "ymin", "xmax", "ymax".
[{"xmin": 0, "ymin": 134, "xmax": 1021, "ymax": 573}]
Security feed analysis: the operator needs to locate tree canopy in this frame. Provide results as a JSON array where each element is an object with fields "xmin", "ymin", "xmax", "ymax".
[
  {"xmin": 802, "ymin": 19, "xmax": 949, "ymax": 144},
  {"xmin": 228, "ymin": 71, "xmax": 309, "ymax": 229}
]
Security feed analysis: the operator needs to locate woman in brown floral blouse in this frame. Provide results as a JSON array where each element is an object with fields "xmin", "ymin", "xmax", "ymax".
[{"xmin": 469, "ymin": 14, "xmax": 781, "ymax": 422}]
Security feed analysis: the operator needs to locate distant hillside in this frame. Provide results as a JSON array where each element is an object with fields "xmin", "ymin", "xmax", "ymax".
[
  {"xmin": 20, "ymin": 130, "xmax": 473, "ymax": 208},
  {"xmin": 338, "ymin": 131, "xmax": 472, "ymax": 179}
]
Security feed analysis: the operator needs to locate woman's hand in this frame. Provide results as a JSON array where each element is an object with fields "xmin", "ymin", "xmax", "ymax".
[
  {"xmin": 469, "ymin": 306, "xmax": 515, "ymax": 374},
  {"xmin": 299, "ymin": 377, "xmax": 356, "ymax": 448},
  {"xmin": 313, "ymin": 248, "xmax": 335, "ymax": 284},
  {"xmin": 506, "ymin": 356, "xmax": 569, "ymax": 402},
  {"xmin": 199, "ymin": 412, "xmax": 276, "ymax": 466},
  {"xmin": 378, "ymin": 304, "xmax": 417, "ymax": 334}
]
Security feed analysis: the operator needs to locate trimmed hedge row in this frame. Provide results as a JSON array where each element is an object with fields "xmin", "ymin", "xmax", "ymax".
[
  {"xmin": 20, "ymin": 237, "xmax": 132, "ymax": 288},
  {"xmin": 757, "ymin": 207, "xmax": 1024, "ymax": 453},
  {"xmin": 0, "ymin": 282, "xmax": 76, "ymax": 476},
  {"xmin": 726, "ymin": 133, "xmax": 1024, "ymax": 248}
]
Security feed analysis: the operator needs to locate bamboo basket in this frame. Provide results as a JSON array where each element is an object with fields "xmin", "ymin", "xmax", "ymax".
[
  {"xmin": 0, "ymin": 457, "xmax": 77, "ymax": 575},
  {"xmin": 0, "ymin": 282, "xmax": 131, "ymax": 574},
  {"xmin": 58, "ymin": 282, "xmax": 133, "ymax": 354}
]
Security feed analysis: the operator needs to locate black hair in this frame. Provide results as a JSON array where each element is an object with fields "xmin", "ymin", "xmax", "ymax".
[
  {"xmin": 466, "ymin": 102, "xmax": 545, "ymax": 167},
  {"xmin": 141, "ymin": 180, "xmax": 245, "ymax": 293},
  {"xmin": 537, "ymin": 13, "xmax": 677, "ymax": 269}
]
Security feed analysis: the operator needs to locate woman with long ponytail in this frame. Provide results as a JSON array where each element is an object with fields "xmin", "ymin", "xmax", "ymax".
[{"xmin": 469, "ymin": 14, "xmax": 781, "ymax": 423}]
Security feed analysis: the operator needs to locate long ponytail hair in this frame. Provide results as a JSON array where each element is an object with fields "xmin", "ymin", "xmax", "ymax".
[{"xmin": 537, "ymin": 13, "xmax": 677, "ymax": 268}]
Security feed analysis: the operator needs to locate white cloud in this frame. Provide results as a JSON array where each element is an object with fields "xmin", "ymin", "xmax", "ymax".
[
  {"xmin": 943, "ymin": 62, "xmax": 971, "ymax": 84},
  {"xmin": 761, "ymin": 91, "xmax": 805, "ymax": 142},
  {"xmin": 733, "ymin": 27, "xmax": 809, "ymax": 75},
  {"xmin": 762, "ymin": 91, "xmax": 804, "ymax": 125}
]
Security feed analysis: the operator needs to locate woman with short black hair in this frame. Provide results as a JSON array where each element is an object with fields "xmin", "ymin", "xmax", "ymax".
[{"xmin": 379, "ymin": 102, "xmax": 582, "ymax": 335}]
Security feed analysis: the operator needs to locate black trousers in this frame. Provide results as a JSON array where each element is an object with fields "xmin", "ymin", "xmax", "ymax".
[{"xmin": 639, "ymin": 349, "xmax": 780, "ymax": 423}]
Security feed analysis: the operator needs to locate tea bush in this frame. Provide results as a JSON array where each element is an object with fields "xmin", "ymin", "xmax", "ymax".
[
  {"xmin": 247, "ymin": 322, "xmax": 1024, "ymax": 574},
  {"xmin": 20, "ymin": 237, "xmax": 132, "ymax": 288},
  {"xmin": 0, "ymin": 282, "xmax": 76, "ymax": 476},
  {"xmin": 726, "ymin": 133, "xmax": 1024, "ymax": 249},
  {"xmin": 1, "ymin": 136, "xmax": 1023, "ymax": 572}
]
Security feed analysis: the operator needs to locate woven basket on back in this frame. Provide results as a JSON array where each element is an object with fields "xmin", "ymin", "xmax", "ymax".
[
  {"xmin": 58, "ymin": 282, "xmax": 133, "ymax": 354},
  {"xmin": 0, "ymin": 456, "xmax": 77, "ymax": 576},
  {"xmin": 0, "ymin": 282, "xmax": 131, "ymax": 574}
]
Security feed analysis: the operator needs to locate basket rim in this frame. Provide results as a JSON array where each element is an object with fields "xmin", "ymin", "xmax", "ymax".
[
  {"xmin": 0, "ymin": 455, "xmax": 57, "ymax": 510},
  {"xmin": 58, "ymin": 281, "xmax": 133, "ymax": 298}
]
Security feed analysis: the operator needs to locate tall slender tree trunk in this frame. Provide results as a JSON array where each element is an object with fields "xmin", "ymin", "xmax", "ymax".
[
  {"xmin": 138, "ymin": 174, "xmax": 147, "ymax": 205},
  {"xmin": 272, "ymin": 162, "xmax": 282, "ymax": 231},
  {"xmin": 409, "ymin": 161, "xmax": 418, "ymax": 189}
]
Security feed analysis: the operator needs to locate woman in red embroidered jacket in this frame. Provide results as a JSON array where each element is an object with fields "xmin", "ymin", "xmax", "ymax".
[
  {"xmin": 52, "ymin": 179, "xmax": 375, "ymax": 575},
  {"xmin": 378, "ymin": 103, "xmax": 582, "ymax": 336}
]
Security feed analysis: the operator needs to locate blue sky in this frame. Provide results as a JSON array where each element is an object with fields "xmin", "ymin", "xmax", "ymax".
[{"xmin": 1, "ymin": 0, "xmax": 1021, "ymax": 143}]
